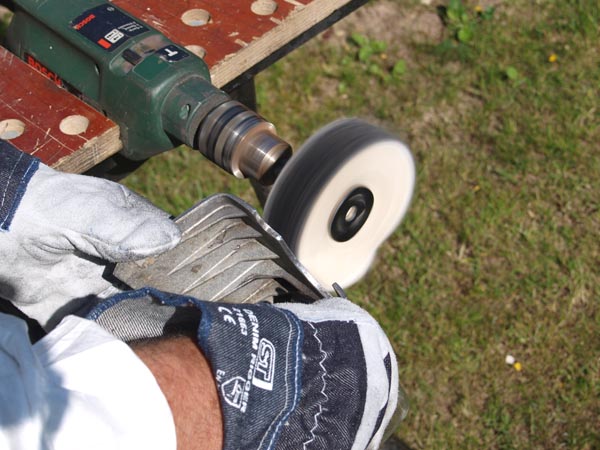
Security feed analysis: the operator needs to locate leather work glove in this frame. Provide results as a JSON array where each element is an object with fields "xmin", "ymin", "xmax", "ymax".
[
  {"xmin": 0, "ymin": 140, "xmax": 181, "ymax": 329},
  {"xmin": 89, "ymin": 288, "xmax": 408, "ymax": 450}
]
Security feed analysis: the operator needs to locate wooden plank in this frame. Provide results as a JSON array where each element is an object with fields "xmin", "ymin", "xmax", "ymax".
[
  {"xmin": 0, "ymin": 46, "xmax": 122, "ymax": 172},
  {"xmin": 113, "ymin": 0, "xmax": 365, "ymax": 88}
]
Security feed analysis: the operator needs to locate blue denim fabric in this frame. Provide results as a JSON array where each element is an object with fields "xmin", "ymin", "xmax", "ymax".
[
  {"xmin": 0, "ymin": 140, "xmax": 40, "ymax": 231},
  {"xmin": 86, "ymin": 287, "xmax": 200, "ymax": 320},
  {"xmin": 275, "ymin": 320, "xmax": 367, "ymax": 449},
  {"xmin": 195, "ymin": 300, "xmax": 304, "ymax": 450}
]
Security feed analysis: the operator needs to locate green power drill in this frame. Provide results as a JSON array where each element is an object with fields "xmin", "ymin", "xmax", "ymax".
[{"xmin": 4, "ymin": 0, "xmax": 291, "ymax": 183}]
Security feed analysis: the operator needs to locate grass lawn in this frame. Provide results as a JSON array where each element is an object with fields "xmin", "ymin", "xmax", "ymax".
[{"xmin": 124, "ymin": 1, "xmax": 599, "ymax": 447}]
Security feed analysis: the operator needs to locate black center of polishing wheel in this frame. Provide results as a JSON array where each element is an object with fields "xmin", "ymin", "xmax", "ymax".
[{"xmin": 330, "ymin": 187, "xmax": 374, "ymax": 242}]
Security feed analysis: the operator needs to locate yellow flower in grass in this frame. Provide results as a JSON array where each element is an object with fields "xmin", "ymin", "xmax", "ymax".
[
  {"xmin": 475, "ymin": 5, "xmax": 483, "ymax": 13},
  {"xmin": 548, "ymin": 53, "xmax": 558, "ymax": 63}
]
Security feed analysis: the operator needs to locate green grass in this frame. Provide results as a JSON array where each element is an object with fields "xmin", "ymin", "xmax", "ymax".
[{"xmin": 124, "ymin": 1, "xmax": 599, "ymax": 448}]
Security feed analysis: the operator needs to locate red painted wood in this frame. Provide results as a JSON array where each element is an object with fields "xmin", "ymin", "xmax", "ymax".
[
  {"xmin": 113, "ymin": 0, "xmax": 309, "ymax": 68},
  {"xmin": 0, "ymin": 46, "xmax": 120, "ymax": 171}
]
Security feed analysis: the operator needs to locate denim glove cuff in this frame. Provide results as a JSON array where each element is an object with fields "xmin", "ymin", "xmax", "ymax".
[
  {"xmin": 0, "ymin": 140, "xmax": 40, "ymax": 231},
  {"xmin": 88, "ymin": 290, "xmax": 400, "ymax": 450}
]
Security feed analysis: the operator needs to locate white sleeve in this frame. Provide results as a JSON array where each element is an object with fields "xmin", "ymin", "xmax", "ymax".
[{"xmin": 0, "ymin": 312, "xmax": 177, "ymax": 450}]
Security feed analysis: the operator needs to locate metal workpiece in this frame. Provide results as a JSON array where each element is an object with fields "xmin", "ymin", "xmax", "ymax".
[
  {"xmin": 197, "ymin": 100, "xmax": 292, "ymax": 182},
  {"xmin": 114, "ymin": 194, "xmax": 330, "ymax": 304}
]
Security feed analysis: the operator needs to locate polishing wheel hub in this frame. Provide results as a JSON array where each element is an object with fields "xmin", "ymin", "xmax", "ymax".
[{"xmin": 330, "ymin": 187, "xmax": 374, "ymax": 243}]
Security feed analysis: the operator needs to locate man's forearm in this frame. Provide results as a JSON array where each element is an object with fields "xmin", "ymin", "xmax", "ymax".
[{"xmin": 132, "ymin": 336, "xmax": 223, "ymax": 450}]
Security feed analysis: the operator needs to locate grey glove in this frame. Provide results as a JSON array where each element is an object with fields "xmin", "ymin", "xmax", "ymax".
[{"xmin": 0, "ymin": 152, "xmax": 180, "ymax": 330}]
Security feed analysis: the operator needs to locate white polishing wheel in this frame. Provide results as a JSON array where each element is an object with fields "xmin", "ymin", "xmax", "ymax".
[{"xmin": 264, "ymin": 118, "xmax": 415, "ymax": 290}]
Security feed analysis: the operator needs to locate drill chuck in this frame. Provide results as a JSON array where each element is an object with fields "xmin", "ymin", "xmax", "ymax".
[{"xmin": 197, "ymin": 101, "xmax": 291, "ymax": 183}]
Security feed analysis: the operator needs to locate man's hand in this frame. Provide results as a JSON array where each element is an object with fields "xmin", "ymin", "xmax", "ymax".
[
  {"xmin": 89, "ymin": 288, "xmax": 407, "ymax": 450},
  {"xmin": 132, "ymin": 337, "xmax": 224, "ymax": 450},
  {"xmin": 0, "ymin": 142, "xmax": 181, "ymax": 329}
]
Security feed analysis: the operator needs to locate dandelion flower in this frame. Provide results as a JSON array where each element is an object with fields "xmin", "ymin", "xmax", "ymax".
[{"xmin": 548, "ymin": 53, "xmax": 558, "ymax": 63}]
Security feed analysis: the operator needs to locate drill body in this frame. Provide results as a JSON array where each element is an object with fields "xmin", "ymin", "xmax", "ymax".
[{"xmin": 5, "ymin": 0, "xmax": 290, "ymax": 181}]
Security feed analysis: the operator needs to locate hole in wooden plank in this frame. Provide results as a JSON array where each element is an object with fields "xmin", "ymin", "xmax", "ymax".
[
  {"xmin": 251, "ymin": 0, "xmax": 278, "ymax": 16},
  {"xmin": 185, "ymin": 45, "xmax": 207, "ymax": 59},
  {"xmin": 0, "ymin": 119, "xmax": 26, "ymax": 140},
  {"xmin": 181, "ymin": 9, "xmax": 211, "ymax": 27},
  {"xmin": 59, "ymin": 115, "xmax": 89, "ymax": 135}
]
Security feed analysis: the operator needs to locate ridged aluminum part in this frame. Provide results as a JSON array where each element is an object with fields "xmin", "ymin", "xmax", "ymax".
[{"xmin": 114, "ymin": 194, "xmax": 330, "ymax": 304}]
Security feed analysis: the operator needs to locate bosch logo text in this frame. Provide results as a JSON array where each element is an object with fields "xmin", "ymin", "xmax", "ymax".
[{"xmin": 73, "ymin": 14, "xmax": 95, "ymax": 30}]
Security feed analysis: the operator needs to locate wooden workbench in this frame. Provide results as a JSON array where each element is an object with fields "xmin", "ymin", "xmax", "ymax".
[{"xmin": 0, "ymin": 0, "xmax": 366, "ymax": 173}]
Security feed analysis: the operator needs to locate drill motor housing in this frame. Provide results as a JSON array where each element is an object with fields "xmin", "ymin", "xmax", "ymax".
[{"xmin": 6, "ymin": 0, "xmax": 290, "ymax": 182}]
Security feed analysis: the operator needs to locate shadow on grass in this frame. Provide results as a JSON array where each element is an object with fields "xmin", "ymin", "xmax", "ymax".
[{"xmin": 381, "ymin": 435, "xmax": 415, "ymax": 450}]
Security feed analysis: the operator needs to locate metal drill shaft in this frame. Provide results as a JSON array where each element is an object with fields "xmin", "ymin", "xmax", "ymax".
[{"xmin": 197, "ymin": 101, "xmax": 291, "ymax": 183}]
